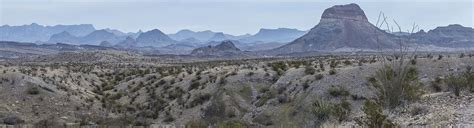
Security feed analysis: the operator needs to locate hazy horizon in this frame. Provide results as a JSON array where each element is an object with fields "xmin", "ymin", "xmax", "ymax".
[{"xmin": 1, "ymin": 0, "xmax": 472, "ymax": 35}]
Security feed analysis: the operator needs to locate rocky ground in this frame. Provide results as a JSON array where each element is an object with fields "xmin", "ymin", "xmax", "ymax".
[{"xmin": 0, "ymin": 52, "xmax": 472, "ymax": 127}]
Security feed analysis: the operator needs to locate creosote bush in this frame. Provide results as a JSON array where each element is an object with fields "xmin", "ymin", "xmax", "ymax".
[
  {"xmin": 305, "ymin": 66, "xmax": 316, "ymax": 75},
  {"xmin": 27, "ymin": 86, "xmax": 40, "ymax": 95},
  {"xmin": 329, "ymin": 69, "xmax": 336, "ymax": 75},
  {"xmin": 314, "ymin": 74, "xmax": 324, "ymax": 80},
  {"xmin": 328, "ymin": 85, "xmax": 350, "ymax": 97}
]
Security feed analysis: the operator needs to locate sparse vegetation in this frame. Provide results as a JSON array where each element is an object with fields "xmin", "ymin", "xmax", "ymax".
[
  {"xmin": 356, "ymin": 100, "xmax": 396, "ymax": 128},
  {"xmin": 328, "ymin": 85, "xmax": 350, "ymax": 97},
  {"xmin": 27, "ymin": 86, "xmax": 40, "ymax": 95},
  {"xmin": 305, "ymin": 66, "xmax": 316, "ymax": 75}
]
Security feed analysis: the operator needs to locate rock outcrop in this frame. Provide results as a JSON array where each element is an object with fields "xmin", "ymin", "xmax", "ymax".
[
  {"xmin": 270, "ymin": 3, "xmax": 398, "ymax": 54},
  {"xmin": 190, "ymin": 40, "xmax": 241, "ymax": 56}
]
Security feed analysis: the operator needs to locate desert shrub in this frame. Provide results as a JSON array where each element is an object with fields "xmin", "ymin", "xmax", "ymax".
[
  {"xmin": 27, "ymin": 86, "xmax": 40, "ymax": 95},
  {"xmin": 445, "ymin": 73, "xmax": 467, "ymax": 96},
  {"xmin": 253, "ymin": 113, "xmax": 273, "ymax": 126},
  {"xmin": 246, "ymin": 72, "xmax": 255, "ymax": 76},
  {"xmin": 319, "ymin": 63, "xmax": 325, "ymax": 71},
  {"xmin": 313, "ymin": 99, "xmax": 332, "ymax": 121},
  {"xmin": 305, "ymin": 66, "xmax": 316, "ymax": 75},
  {"xmin": 437, "ymin": 55, "xmax": 443, "ymax": 60},
  {"xmin": 3, "ymin": 116, "xmax": 25, "ymax": 125},
  {"xmin": 351, "ymin": 94, "xmax": 366, "ymax": 100},
  {"xmin": 186, "ymin": 120, "xmax": 209, "ymax": 128},
  {"xmin": 356, "ymin": 100, "xmax": 396, "ymax": 128},
  {"xmin": 329, "ymin": 69, "xmax": 336, "ymax": 75},
  {"xmin": 343, "ymin": 60, "xmax": 352, "ymax": 65},
  {"xmin": 314, "ymin": 74, "xmax": 324, "ymax": 80},
  {"xmin": 328, "ymin": 85, "xmax": 350, "ymax": 97},
  {"xmin": 269, "ymin": 62, "xmax": 287, "ymax": 76},
  {"xmin": 410, "ymin": 104, "xmax": 428, "ymax": 116},
  {"xmin": 410, "ymin": 59, "xmax": 416, "ymax": 65},
  {"xmin": 189, "ymin": 81, "xmax": 201, "ymax": 91},
  {"xmin": 333, "ymin": 99, "xmax": 351, "ymax": 122},
  {"xmin": 189, "ymin": 93, "xmax": 212, "ymax": 107},
  {"xmin": 329, "ymin": 60, "xmax": 339, "ymax": 68},
  {"xmin": 368, "ymin": 65, "xmax": 423, "ymax": 108},
  {"xmin": 163, "ymin": 115, "xmax": 175, "ymax": 122},
  {"xmin": 302, "ymin": 82, "xmax": 310, "ymax": 90},
  {"xmin": 256, "ymin": 89, "xmax": 276, "ymax": 107},
  {"xmin": 217, "ymin": 120, "xmax": 247, "ymax": 128}
]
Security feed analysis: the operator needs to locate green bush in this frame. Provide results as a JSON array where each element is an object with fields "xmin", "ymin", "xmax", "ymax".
[
  {"xmin": 333, "ymin": 99, "xmax": 351, "ymax": 122},
  {"xmin": 189, "ymin": 81, "xmax": 201, "ymax": 91},
  {"xmin": 329, "ymin": 69, "xmax": 336, "ymax": 75},
  {"xmin": 343, "ymin": 60, "xmax": 352, "ymax": 65},
  {"xmin": 356, "ymin": 100, "xmax": 396, "ymax": 128},
  {"xmin": 315, "ymin": 74, "xmax": 324, "ymax": 80},
  {"xmin": 328, "ymin": 85, "xmax": 350, "ymax": 97},
  {"xmin": 305, "ymin": 66, "xmax": 316, "ymax": 75},
  {"xmin": 313, "ymin": 99, "xmax": 332, "ymax": 121},
  {"xmin": 189, "ymin": 93, "xmax": 212, "ymax": 107},
  {"xmin": 445, "ymin": 74, "xmax": 467, "ymax": 96},
  {"xmin": 256, "ymin": 89, "xmax": 276, "ymax": 107},
  {"xmin": 218, "ymin": 120, "xmax": 247, "ymax": 128},
  {"xmin": 269, "ymin": 62, "xmax": 288, "ymax": 76},
  {"xmin": 27, "ymin": 86, "xmax": 40, "ymax": 95}
]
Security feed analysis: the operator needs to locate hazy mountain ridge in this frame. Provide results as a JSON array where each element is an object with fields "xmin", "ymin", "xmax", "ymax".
[
  {"xmin": 410, "ymin": 24, "xmax": 474, "ymax": 47},
  {"xmin": 0, "ymin": 23, "xmax": 95, "ymax": 42},
  {"xmin": 239, "ymin": 28, "xmax": 308, "ymax": 43},
  {"xmin": 49, "ymin": 30, "xmax": 127, "ymax": 45}
]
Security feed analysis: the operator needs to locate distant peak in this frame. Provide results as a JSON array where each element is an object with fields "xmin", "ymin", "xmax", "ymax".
[
  {"xmin": 30, "ymin": 23, "xmax": 40, "ymax": 26},
  {"xmin": 321, "ymin": 3, "xmax": 368, "ymax": 21},
  {"xmin": 148, "ymin": 29, "xmax": 165, "ymax": 34},
  {"xmin": 447, "ymin": 24, "xmax": 464, "ymax": 27}
]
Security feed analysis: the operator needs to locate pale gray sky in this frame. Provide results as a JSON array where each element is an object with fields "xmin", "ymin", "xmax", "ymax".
[{"xmin": 1, "ymin": 0, "xmax": 472, "ymax": 35}]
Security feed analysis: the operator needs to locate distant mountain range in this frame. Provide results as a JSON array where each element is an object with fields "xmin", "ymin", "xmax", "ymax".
[
  {"xmin": 0, "ymin": 23, "xmax": 307, "ymax": 48},
  {"xmin": 1, "ymin": 4, "xmax": 473, "ymax": 57},
  {"xmin": 0, "ymin": 23, "xmax": 95, "ymax": 42}
]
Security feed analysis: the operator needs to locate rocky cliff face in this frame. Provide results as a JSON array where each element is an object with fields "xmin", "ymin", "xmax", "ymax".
[
  {"xmin": 271, "ymin": 3, "xmax": 398, "ymax": 54},
  {"xmin": 190, "ymin": 40, "xmax": 241, "ymax": 56},
  {"xmin": 320, "ymin": 3, "xmax": 368, "ymax": 21}
]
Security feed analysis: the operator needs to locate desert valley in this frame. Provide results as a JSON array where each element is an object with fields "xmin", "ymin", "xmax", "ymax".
[{"xmin": 0, "ymin": 3, "xmax": 473, "ymax": 128}]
